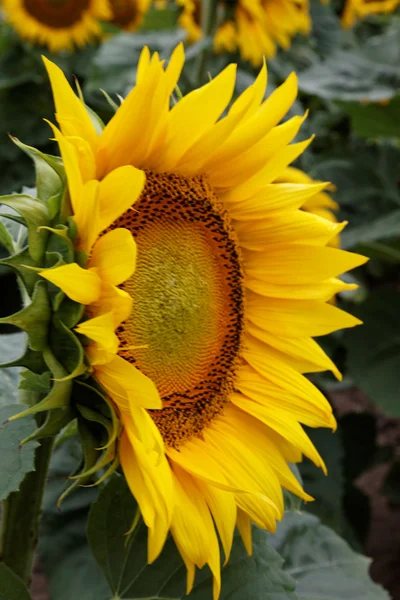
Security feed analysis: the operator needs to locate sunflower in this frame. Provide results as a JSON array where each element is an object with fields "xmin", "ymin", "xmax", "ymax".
[
  {"xmin": 109, "ymin": 0, "xmax": 151, "ymax": 31},
  {"xmin": 341, "ymin": 0, "xmax": 399, "ymax": 27},
  {"xmin": 177, "ymin": 0, "xmax": 202, "ymax": 42},
  {"xmin": 216, "ymin": 0, "xmax": 311, "ymax": 66},
  {"xmin": 41, "ymin": 45, "xmax": 366, "ymax": 597},
  {"xmin": 2, "ymin": 0, "xmax": 111, "ymax": 52}
]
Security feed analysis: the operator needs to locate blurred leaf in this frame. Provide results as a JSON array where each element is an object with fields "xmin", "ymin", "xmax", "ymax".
[
  {"xmin": 341, "ymin": 210, "xmax": 400, "ymax": 250},
  {"xmin": 298, "ymin": 427, "xmax": 344, "ymax": 533},
  {"xmin": 0, "ymin": 332, "xmax": 26, "ymax": 405},
  {"xmin": 310, "ymin": 0, "xmax": 342, "ymax": 58},
  {"xmin": 0, "ymin": 404, "xmax": 39, "ymax": 501},
  {"xmin": 88, "ymin": 475, "xmax": 297, "ymax": 599},
  {"xmin": 344, "ymin": 291, "xmax": 400, "ymax": 417},
  {"xmin": 299, "ymin": 25, "xmax": 400, "ymax": 102},
  {"xmin": 271, "ymin": 512, "xmax": 389, "ymax": 599},
  {"xmin": 0, "ymin": 564, "xmax": 31, "ymax": 600},
  {"xmin": 341, "ymin": 96, "xmax": 400, "ymax": 140},
  {"xmin": 39, "ymin": 438, "xmax": 110, "ymax": 600}
]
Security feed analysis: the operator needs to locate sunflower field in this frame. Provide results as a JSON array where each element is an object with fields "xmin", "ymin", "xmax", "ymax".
[{"xmin": 0, "ymin": 1, "xmax": 399, "ymax": 599}]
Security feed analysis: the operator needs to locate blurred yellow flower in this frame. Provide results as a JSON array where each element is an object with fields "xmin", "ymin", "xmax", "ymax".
[
  {"xmin": 341, "ymin": 0, "xmax": 400, "ymax": 27},
  {"xmin": 42, "ymin": 45, "xmax": 366, "ymax": 598},
  {"xmin": 2, "ymin": 0, "xmax": 111, "ymax": 52},
  {"xmin": 216, "ymin": 0, "xmax": 311, "ymax": 66},
  {"xmin": 109, "ymin": 0, "xmax": 151, "ymax": 31}
]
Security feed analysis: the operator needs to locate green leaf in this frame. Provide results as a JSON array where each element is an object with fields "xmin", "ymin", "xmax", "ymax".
[
  {"xmin": 0, "ymin": 564, "xmax": 31, "ymax": 600},
  {"xmin": 0, "ymin": 219, "xmax": 15, "ymax": 254},
  {"xmin": 87, "ymin": 475, "xmax": 297, "ymax": 600},
  {"xmin": 39, "ymin": 438, "xmax": 110, "ymax": 600},
  {"xmin": 341, "ymin": 210, "xmax": 400, "ymax": 250},
  {"xmin": 344, "ymin": 290, "xmax": 400, "ymax": 417},
  {"xmin": 0, "ymin": 404, "xmax": 39, "ymax": 501},
  {"xmin": 0, "ymin": 194, "xmax": 49, "ymax": 262},
  {"xmin": 271, "ymin": 512, "xmax": 389, "ymax": 599},
  {"xmin": 340, "ymin": 96, "xmax": 400, "ymax": 140},
  {"xmin": 0, "ymin": 332, "xmax": 25, "ymax": 406},
  {"xmin": 299, "ymin": 25, "xmax": 400, "ymax": 102}
]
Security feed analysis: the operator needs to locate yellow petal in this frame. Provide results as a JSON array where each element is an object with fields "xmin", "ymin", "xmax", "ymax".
[
  {"xmin": 75, "ymin": 312, "xmax": 119, "ymax": 353},
  {"xmin": 89, "ymin": 229, "xmax": 137, "ymax": 285},
  {"xmin": 43, "ymin": 57, "xmax": 98, "ymax": 153},
  {"xmin": 236, "ymin": 509, "xmax": 252, "ymax": 555},
  {"xmin": 247, "ymin": 294, "xmax": 362, "ymax": 337},
  {"xmin": 95, "ymin": 354, "xmax": 162, "ymax": 410},
  {"xmin": 98, "ymin": 166, "xmax": 145, "ymax": 231},
  {"xmin": 92, "ymin": 283, "xmax": 133, "ymax": 326},
  {"xmin": 244, "ymin": 244, "xmax": 367, "ymax": 284},
  {"xmin": 154, "ymin": 64, "xmax": 237, "ymax": 171},
  {"xmin": 40, "ymin": 263, "xmax": 101, "ymax": 304}
]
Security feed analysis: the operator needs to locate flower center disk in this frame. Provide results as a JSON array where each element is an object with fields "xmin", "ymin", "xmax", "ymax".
[
  {"xmin": 114, "ymin": 171, "xmax": 245, "ymax": 447},
  {"xmin": 110, "ymin": 0, "xmax": 138, "ymax": 27},
  {"xmin": 23, "ymin": 0, "xmax": 90, "ymax": 27}
]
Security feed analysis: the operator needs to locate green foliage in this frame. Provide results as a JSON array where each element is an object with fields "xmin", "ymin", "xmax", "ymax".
[
  {"xmin": 0, "ymin": 564, "xmax": 31, "ymax": 600},
  {"xmin": 0, "ymin": 405, "xmax": 39, "ymax": 501},
  {"xmin": 87, "ymin": 476, "xmax": 297, "ymax": 600},
  {"xmin": 272, "ymin": 512, "xmax": 389, "ymax": 599}
]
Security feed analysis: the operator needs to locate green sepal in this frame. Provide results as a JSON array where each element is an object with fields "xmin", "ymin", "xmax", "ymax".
[
  {"xmin": 75, "ymin": 380, "xmax": 120, "ymax": 450},
  {"xmin": 8, "ymin": 348, "xmax": 73, "ymax": 422},
  {"xmin": 39, "ymin": 225, "xmax": 75, "ymax": 263},
  {"xmin": 57, "ymin": 419, "xmax": 100, "ymax": 507},
  {"xmin": 77, "ymin": 403, "xmax": 115, "ymax": 447},
  {"xmin": 66, "ymin": 216, "xmax": 78, "ymax": 244},
  {"xmin": 0, "ymin": 220, "xmax": 15, "ymax": 254},
  {"xmin": 0, "ymin": 347, "xmax": 46, "ymax": 374},
  {"xmin": 0, "ymin": 280, "xmax": 51, "ymax": 351},
  {"xmin": 0, "ymin": 247, "xmax": 39, "ymax": 295},
  {"xmin": 100, "ymin": 89, "xmax": 119, "ymax": 112},
  {"xmin": 21, "ymin": 407, "xmax": 75, "ymax": 445},
  {"xmin": 75, "ymin": 248, "xmax": 88, "ymax": 268},
  {"xmin": 0, "ymin": 194, "xmax": 50, "ymax": 262},
  {"xmin": 56, "ymin": 297, "xmax": 85, "ymax": 329},
  {"xmin": 54, "ymin": 417, "xmax": 78, "ymax": 448},
  {"xmin": 82, "ymin": 452, "xmax": 119, "ymax": 488},
  {"xmin": 50, "ymin": 317, "xmax": 87, "ymax": 380},
  {"xmin": 10, "ymin": 137, "xmax": 64, "ymax": 207}
]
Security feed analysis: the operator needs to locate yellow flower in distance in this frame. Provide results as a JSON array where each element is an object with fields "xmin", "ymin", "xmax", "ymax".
[
  {"xmin": 42, "ymin": 46, "xmax": 366, "ymax": 598},
  {"xmin": 341, "ymin": 0, "xmax": 400, "ymax": 28},
  {"xmin": 177, "ymin": 0, "xmax": 202, "ymax": 42},
  {"xmin": 216, "ymin": 0, "xmax": 311, "ymax": 66},
  {"xmin": 2, "ymin": 0, "xmax": 111, "ymax": 52},
  {"xmin": 109, "ymin": 0, "xmax": 151, "ymax": 31}
]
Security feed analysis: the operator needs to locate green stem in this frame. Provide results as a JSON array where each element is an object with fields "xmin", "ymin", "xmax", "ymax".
[
  {"xmin": 0, "ymin": 437, "xmax": 54, "ymax": 584},
  {"xmin": 194, "ymin": 0, "xmax": 218, "ymax": 86}
]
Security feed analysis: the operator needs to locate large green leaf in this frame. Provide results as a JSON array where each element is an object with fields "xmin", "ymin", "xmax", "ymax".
[
  {"xmin": 0, "ymin": 564, "xmax": 31, "ymax": 600},
  {"xmin": 341, "ymin": 210, "xmax": 400, "ymax": 250},
  {"xmin": 87, "ymin": 475, "xmax": 297, "ymax": 600},
  {"xmin": 272, "ymin": 512, "xmax": 389, "ymax": 600},
  {"xmin": 344, "ymin": 291, "xmax": 400, "ymax": 417},
  {"xmin": 298, "ymin": 24, "xmax": 400, "ymax": 102},
  {"xmin": 0, "ymin": 404, "xmax": 39, "ymax": 501}
]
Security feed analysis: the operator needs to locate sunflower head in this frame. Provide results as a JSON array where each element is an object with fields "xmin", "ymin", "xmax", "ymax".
[
  {"xmin": 2, "ymin": 0, "xmax": 111, "ymax": 51},
  {"xmin": 109, "ymin": 0, "xmax": 152, "ymax": 31},
  {"xmin": 1, "ymin": 44, "xmax": 367, "ymax": 598},
  {"xmin": 216, "ymin": 0, "xmax": 312, "ymax": 65}
]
